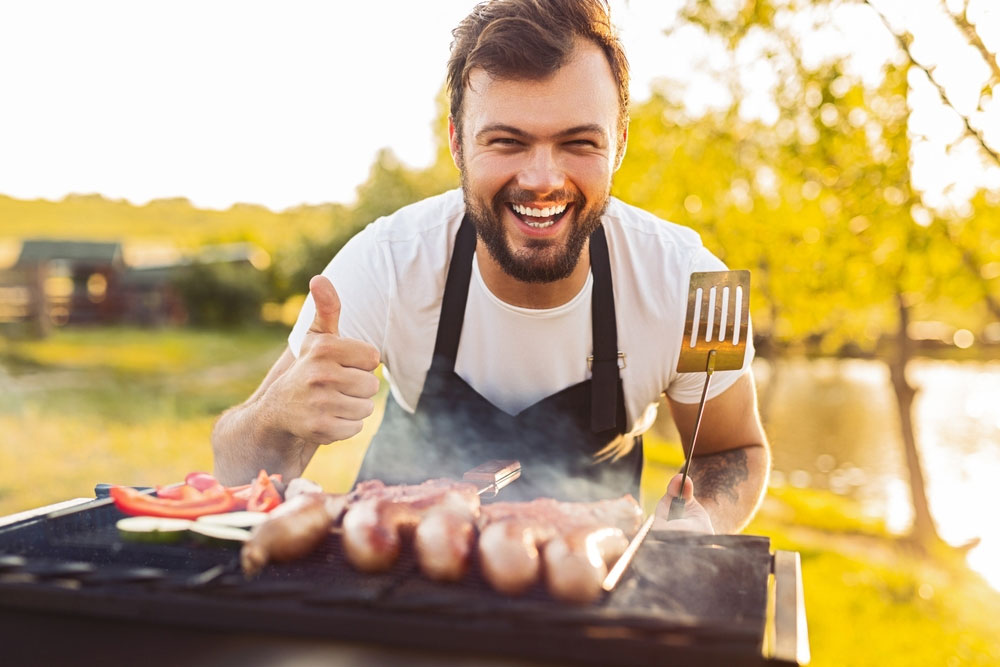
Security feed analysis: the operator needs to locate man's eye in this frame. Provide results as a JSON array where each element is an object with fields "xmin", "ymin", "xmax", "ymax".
[
  {"xmin": 568, "ymin": 140, "xmax": 597, "ymax": 147},
  {"xmin": 491, "ymin": 138, "xmax": 521, "ymax": 146}
]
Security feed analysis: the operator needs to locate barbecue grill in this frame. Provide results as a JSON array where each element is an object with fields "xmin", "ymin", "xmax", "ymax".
[{"xmin": 0, "ymin": 492, "xmax": 809, "ymax": 666}]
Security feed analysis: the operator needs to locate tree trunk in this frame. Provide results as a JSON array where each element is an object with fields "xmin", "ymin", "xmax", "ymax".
[{"xmin": 887, "ymin": 292, "xmax": 941, "ymax": 549}]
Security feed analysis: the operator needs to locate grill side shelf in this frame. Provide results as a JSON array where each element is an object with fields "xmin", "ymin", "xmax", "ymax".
[
  {"xmin": 0, "ymin": 498, "xmax": 95, "ymax": 531},
  {"xmin": 771, "ymin": 550, "xmax": 810, "ymax": 665}
]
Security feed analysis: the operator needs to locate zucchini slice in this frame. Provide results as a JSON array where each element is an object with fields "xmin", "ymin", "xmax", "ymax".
[
  {"xmin": 189, "ymin": 523, "xmax": 251, "ymax": 546},
  {"xmin": 117, "ymin": 516, "xmax": 193, "ymax": 543},
  {"xmin": 196, "ymin": 511, "xmax": 269, "ymax": 529}
]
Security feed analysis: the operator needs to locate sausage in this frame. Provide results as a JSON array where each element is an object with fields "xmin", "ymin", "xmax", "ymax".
[
  {"xmin": 342, "ymin": 497, "xmax": 435, "ymax": 572},
  {"xmin": 579, "ymin": 495, "xmax": 643, "ymax": 535},
  {"xmin": 542, "ymin": 525, "xmax": 628, "ymax": 604},
  {"xmin": 240, "ymin": 493, "xmax": 333, "ymax": 576},
  {"xmin": 477, "ymin": 520, "xmax": 543, "ymax": 595},
  {"xmin": 342, "ymin": 497, "xmax": 409, "ymax": 572},
  {"xmin": 414, "ymin": 490, "xmax": 478, "ymax": 582},
  {"xmin": 283, "ymin": 477, "xmax": 324, "ymax": 501},
  {"xmin": 476, "ymin": 495, "xmax": 641, "ymax": 601},
  {"xmin": 342, "ymin": 485, "xmax": 480, "ymax": 574},
  {"xmin": 415, "ymin": 505, "xmax": 475, "ymax": 582}
]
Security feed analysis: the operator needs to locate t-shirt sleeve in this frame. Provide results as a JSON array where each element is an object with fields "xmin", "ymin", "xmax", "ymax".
[
  {"xmin": 287, "ymin": 222, "xmax": 390, "ymax": 358},
  {"xmin": 664, "ymin": 246, "xmax": 755, "ymax": 404}
]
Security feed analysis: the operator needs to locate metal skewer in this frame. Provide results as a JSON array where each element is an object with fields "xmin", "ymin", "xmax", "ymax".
[{"xmin": 601, "ymin": 514, "xmax": 654, "ymax": 592}]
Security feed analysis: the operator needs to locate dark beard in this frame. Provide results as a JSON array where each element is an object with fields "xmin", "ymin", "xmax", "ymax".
[{"xmin": 461, "ymin": 177, "xmax": 609, "ymax": 284}]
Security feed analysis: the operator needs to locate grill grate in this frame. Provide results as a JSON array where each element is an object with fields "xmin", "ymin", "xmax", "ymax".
[{"xmin": 0, "ymin": 498, "xmax": 778, "ymax": 665}]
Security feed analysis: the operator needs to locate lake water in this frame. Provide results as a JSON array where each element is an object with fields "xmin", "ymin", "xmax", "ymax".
[{"xmin": 753, "ymin": 357, "xmax": 1000, "ymax": 590}]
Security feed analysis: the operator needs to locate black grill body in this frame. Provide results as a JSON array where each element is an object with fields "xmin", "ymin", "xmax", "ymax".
[{"xmin": 0, "ymin": 497, "xmax": 803, "ymax": 666}]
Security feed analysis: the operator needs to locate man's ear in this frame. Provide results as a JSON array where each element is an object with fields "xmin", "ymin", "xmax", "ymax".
[
  {"xmin": 614, "ymin": 125, "xmax": 628, "ymax": 172},
  {"xmin": 448, "ymin": 115, "xmax": 462, "ymax": 169}
]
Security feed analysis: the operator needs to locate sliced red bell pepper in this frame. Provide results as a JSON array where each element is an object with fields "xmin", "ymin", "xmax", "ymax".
[
  {"xmin": 246, "ymin": 469, "xmax": 282, "ymax": 512},
  {"xmin": 154, "ymin": 484, "xmax": 202, "ymax": 501},
  {"xmin": 111, "ymin": 485, "xmax": 235, "ymax": 519},
  {"xmin": 185, "ymin": 471, "xmax": 227, "ymax": 493},
  {"xmin": 229, "ymin": 484, "xmax": 252, "ymax": 511}
]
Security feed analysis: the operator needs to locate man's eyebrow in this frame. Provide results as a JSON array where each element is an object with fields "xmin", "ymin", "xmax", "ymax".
[
  {"xmin": 554, "ymin": 124, "xmax": 608, "ymax": 139},
  {"xmin": 475, "ymin": 124, "xmax": 531, "ymax": 140},
  {"xmin": 475, "ymin": 123, "xmax": 608, "ymax": 140}
]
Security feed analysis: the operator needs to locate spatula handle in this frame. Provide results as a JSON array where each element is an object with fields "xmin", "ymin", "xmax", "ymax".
[
  {"xmin": 667, "ymin": 494, "xmax": 687, "ymax": 520},
  {"xmin": 669, "ymin": 350, "xmax": 717, "ymax": 521}
]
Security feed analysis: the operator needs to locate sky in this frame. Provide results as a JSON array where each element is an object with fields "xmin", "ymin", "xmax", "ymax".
[{"xmin": 0, "ymin": 0, "xmax": 996, "ymax": 212}]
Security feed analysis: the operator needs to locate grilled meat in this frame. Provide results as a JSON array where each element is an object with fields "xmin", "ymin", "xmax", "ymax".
[
  {"xmin": 476, "ymin": 495, "xmax": 641, "ymax": 603},
  {"xmin": 241, "ymin": 476, "xmax": 640, "ymax": 604},
  {"xmin": 413, "ymin": 496, "xmax": 477, "ymax": 582},
  {"xmin": 341, "ymin": 479, "xmax": 480, "ymax": 573},
  {"xmin": 241, "ymin": 492, "xmax": 337, "ymax": 576},
  {"xmin": 543, "ymin": 525, "xmax": 629, "ymax": 603},
  {"xmin": 477, "ymin": 519, "xmax": 543, "ymax": 595}
]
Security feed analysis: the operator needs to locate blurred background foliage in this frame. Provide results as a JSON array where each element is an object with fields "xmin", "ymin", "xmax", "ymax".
[{"xmin": 3, "ymin": 0, "xmax": 1000, "ymax": 664}]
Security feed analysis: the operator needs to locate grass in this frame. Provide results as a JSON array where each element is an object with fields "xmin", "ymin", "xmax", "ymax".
[
  {"xmin": 0, "ymin": 325, "xmax": 389, "ymax": 510},
  {"xmin": 746, "ymin": 495, "xmax": 1000, "ymax": 666},
  {"xmin": 0, "ymin": 326, "xmax": 286, "ymax": 509},
  {"xmin": 2, "ymin": 325, "xmax": 999, "ymax": 666}
]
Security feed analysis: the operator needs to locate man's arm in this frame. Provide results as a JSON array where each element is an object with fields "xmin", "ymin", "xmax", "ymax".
[
  {"xmin": 654, "ymin": 371, "xmax": 770, "ymax": 534},
  {"xmin": 211, "ymin": 276, "xmax": 381, "ymax": 486},
  {"xmin": 212, "ymin": 348, "xmax": 310, "ymax": 485}
]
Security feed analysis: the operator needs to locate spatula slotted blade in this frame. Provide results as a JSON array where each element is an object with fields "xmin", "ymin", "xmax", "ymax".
[{"xmin": 677, "ymin": 270, "xmax": 751, "ymax": 374}]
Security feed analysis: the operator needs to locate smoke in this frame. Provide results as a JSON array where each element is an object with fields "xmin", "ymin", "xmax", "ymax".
[{"xmin": 356, "ymin": 388, "xmax": 642, "ymax": 504}]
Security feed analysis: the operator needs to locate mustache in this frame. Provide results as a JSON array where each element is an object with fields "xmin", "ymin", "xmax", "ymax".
[{"xmin": 496, "ymin": 187, "xmax": 583, "ymax": 207}]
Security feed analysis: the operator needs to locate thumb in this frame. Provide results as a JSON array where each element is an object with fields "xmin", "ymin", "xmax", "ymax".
[
  {"xmin": 666, "ymin": 473, "xmax": 695, "ymax": 502},
  {"xmin": 308, "ymin": 275, "xmax": 341, "ymax": 336}
]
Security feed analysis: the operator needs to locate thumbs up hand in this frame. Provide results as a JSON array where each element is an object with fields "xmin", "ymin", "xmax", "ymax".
[{"xmin": 266, "ymin": 275, "xmax": 381, "ymax": 446}]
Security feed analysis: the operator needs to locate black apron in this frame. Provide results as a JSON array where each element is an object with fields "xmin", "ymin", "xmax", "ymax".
[{"xmin": 356, "ymin": 214, "xmax": 643, "ymax": 502}]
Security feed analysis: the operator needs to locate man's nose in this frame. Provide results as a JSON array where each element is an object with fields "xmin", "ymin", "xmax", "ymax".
[{"xmin": 517, "ymin": 146, "xmax": 565, "ymax": 194}]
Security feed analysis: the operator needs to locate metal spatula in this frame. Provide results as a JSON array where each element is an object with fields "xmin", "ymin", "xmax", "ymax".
[
  {"xmin": 668, "ymin": 269, "xmax": 751, "ymax": 520},
  {"xmin": 601, "ymin": 270, "xmax": 752, "ymax": 594}
]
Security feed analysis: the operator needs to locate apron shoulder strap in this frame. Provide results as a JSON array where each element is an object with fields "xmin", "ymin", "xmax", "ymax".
[
  {"xmin": 431, "ymin": 213, "xmax": 477, "ymax": 369},
  {"xmin": 589, "ymin": 225, "xmax": 620, "ymax": 433}
]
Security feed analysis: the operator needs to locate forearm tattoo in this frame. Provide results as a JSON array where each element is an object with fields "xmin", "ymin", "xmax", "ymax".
[{"xmin": 689, "ymin": 448, "xmax": 749, "ymax": 505}]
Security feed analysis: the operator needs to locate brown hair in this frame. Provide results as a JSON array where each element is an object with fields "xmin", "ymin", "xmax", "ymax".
[{"xmin": 447, "ymin": 0, "xmax": 630, "ymax": 160}]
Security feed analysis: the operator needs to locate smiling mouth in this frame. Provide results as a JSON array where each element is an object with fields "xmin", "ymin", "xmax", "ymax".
[{"xmin": 509, "ymin": 202, "xmax": 570, "ymax": 229}]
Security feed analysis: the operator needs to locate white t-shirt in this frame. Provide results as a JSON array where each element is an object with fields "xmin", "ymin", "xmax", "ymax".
[{"xmin": 289, "ymin": 188, "xmax": 752, "ymax": 439}]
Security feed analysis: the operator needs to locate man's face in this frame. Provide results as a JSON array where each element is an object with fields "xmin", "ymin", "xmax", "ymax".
[{"xmin": 450, "ymin": 40, "xmax": 625, "ymax": 284}]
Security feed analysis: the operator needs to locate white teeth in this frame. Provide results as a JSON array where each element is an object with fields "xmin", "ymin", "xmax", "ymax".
[
  {"xmin": 512, "ymin": 202, "xmax": 567, "ymax": 218},
  {"xmin": 525, "ymin": 219, "xmax": 555, "ymax": 229}
]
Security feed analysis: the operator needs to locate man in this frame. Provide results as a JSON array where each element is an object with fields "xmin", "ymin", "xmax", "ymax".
[{"xmin": 212, "ymin": 0, "xmax": 769, "ymax": 534}]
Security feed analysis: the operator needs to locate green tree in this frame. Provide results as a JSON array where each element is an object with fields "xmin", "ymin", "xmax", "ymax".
[
  {"xmin": 285, "ymin": 88, "xmax": 459, "ymax": 291},
  {"xmin": 617, "ymin": 0, "xmax": 1000, "ymax": 550}
]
